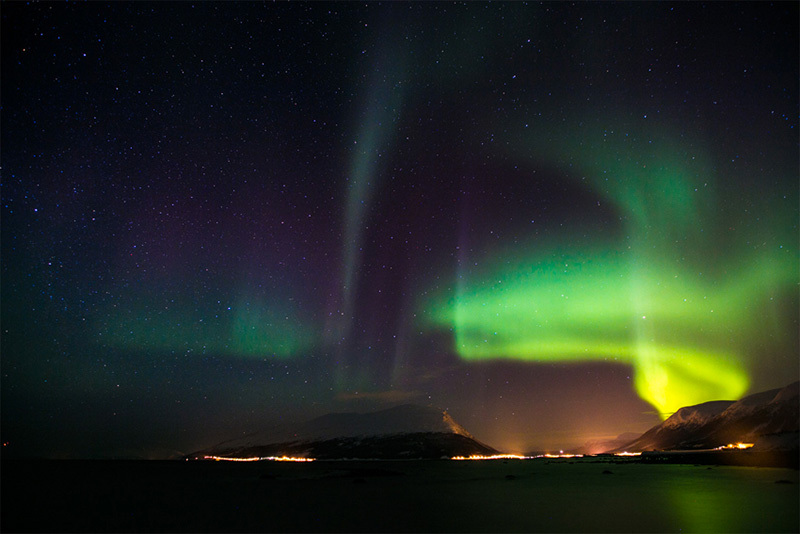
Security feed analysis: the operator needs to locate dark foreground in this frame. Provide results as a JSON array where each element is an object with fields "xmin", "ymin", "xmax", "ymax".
[{"xmin": 2, "ymin": 458, "xmax": 798, "ymax": 533}]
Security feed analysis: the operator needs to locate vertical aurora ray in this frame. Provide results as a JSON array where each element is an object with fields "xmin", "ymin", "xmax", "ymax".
[
  {"xmin": 339, "ymin": 84, "xmax": 402, "ymax": 339},
  {"xmin": 328, "ymin": 19, "xmax": 408, "ymax": 390},
  {"xmin": 422, "ymin": 120, "xmax": 797, "ymax": 417}
]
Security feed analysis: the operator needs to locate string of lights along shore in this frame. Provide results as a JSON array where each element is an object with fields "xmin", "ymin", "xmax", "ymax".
[{"xmin": 2, "ymin": 1, "xmax": 797, "ymax": 458}]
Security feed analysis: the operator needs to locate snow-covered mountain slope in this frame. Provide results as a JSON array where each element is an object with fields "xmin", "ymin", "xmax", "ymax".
[
  {"xmin": 190, "ymin": 405, "xmax": 497, "ymax": 460},
  {"xmin": 716, "ymin": 384, "xmax": 791, "ymax": 422},
  {"xmin": 616, "ymin": 381, "xmax": 799, "ymax": 452},
  {"xmin": 661, "ymin": 400, "xmax": 734, "ymax": 429}
]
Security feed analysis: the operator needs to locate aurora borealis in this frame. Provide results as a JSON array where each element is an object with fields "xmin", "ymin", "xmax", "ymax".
[
  {"xmin": 424, "ymin": 121, "xmax": 795, "ymax": 416},
  {"xmin": 2, "ymin": 2, "xmax": 797, "ymax": 458}
]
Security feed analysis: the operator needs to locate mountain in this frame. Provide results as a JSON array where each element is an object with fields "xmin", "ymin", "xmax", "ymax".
[
  {"xmin": 295, "ymin": 404, "xmax": 476, "ymax": 441},
  {"xmin": 189, "ymin": 404, "xmax": 499, "ymax": 460},
  {"xmin": 615, "ymin": 381, "xmax": 799, "ymax": 452}
]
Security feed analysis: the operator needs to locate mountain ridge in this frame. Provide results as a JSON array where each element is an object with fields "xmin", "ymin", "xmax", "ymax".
[
  {"xmin": 613, "ymin": 381, "xmax": 799, "ymax": 453},
  {"xmin": 190, "ymin": 404, "xmax": 498, "ymax": 460}
]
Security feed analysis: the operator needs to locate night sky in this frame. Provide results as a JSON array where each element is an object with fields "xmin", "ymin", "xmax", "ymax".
[{"xmin": 2, "ymin": 2, "xmax": 797, "ymax": 459}]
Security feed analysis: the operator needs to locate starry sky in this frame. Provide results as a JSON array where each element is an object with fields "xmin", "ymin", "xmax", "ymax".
[{"xmin": 2, "ymin": 2, "xmax": 797, "ymax": 458}]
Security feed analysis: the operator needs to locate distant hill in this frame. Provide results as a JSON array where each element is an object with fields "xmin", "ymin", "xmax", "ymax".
[
  {"xmin": 614, "ymin": 381, "xmax": 799, "ymax": 452},
  {"xmin": 189, "ymin": 404, "xmax": 499, "ymax": 460},
  {"xmin": 573, "ymin": 432, "xmax": 641, "ymax": 455}
]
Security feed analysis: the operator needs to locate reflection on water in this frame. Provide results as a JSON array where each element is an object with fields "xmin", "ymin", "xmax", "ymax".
[
  {"xmin": 2, "ymin": 458, "xmax": 798, "ymax": 532},
  {"xmin": 664, "ymin": 464, "xmax": 796, "ymax": 533}
]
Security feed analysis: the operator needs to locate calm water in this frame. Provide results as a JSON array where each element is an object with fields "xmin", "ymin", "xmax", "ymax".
[{"xmin": 3, "ymin": 458, "xmax": 798, "ymax": 532}]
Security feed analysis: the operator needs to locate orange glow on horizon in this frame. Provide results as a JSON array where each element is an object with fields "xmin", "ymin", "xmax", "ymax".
[
  {"xmin": 714, "ymin": 442, "xmax": 754, "ymax": 450},
  {"xmin": 202, "ymin": 455, "xmax": 315, "ymax": 462},
  {"xmin": 451, "ymin": 453, "xmax": 587, "ymax": 460},
  {"xmin": 451, "ymin": 454, "xmax": 531, "ymax": 460}
]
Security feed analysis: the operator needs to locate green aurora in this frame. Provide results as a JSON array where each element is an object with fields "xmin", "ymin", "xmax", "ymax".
[
  {"xmin": 423, "ymin": 121, "xmax": 797, "ymax": 417},
  {"xmin": 97, "ymin": 291, "xmax": 317, "ymax": 360}
]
